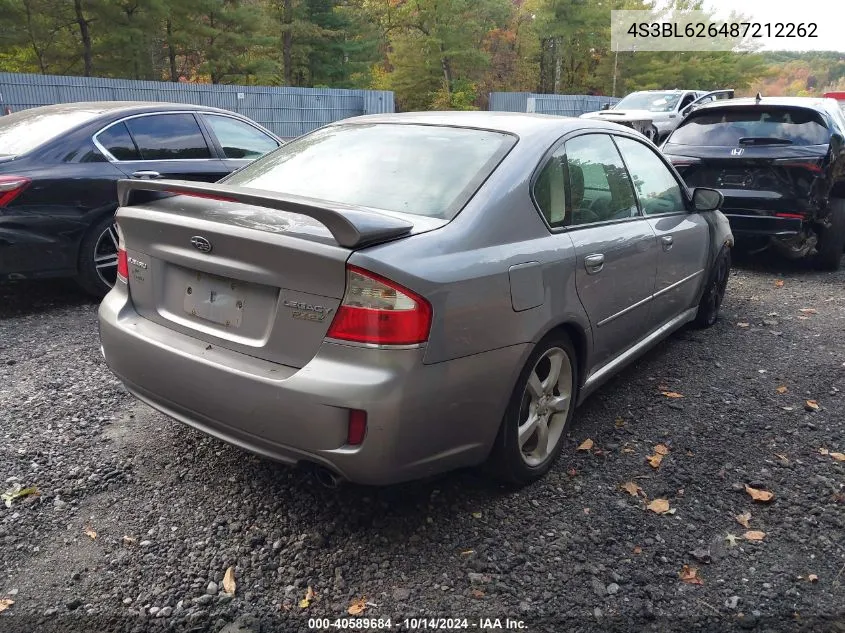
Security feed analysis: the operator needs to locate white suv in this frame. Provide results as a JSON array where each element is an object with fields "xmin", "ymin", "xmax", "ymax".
[{"xmin": 580, "ymin": 89, "xmax": 733, "ymax": 144}]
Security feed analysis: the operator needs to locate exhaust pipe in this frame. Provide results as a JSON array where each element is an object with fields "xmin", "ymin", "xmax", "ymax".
[{"xmin": 311, "ymin": 465, "xmax": 343, "ymax": 489}]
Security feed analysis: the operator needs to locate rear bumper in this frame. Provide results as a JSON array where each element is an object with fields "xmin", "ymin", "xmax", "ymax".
[
  {"xmin": 723, "ymin": 213, "xmax": 803, "ymax": 237},
  {"xmin": 98, "ymin": 286, "xmax": 527, "ymax": 485}
]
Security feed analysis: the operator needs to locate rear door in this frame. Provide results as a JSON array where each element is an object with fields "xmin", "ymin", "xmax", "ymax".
[
  {"xmin": 100, "ymin": 112, "xmax": 230, "ymax": 182},
  {"xmin": 614, "ymin": 134, "xmax": 709, "ymax": 325},
  {"xmin": 559, "ymin": 133, "xmax": 659, "ymax": 369},
  {"xmin": 200, "ymin": 113, "xmax": 281, "ymax": 172}
]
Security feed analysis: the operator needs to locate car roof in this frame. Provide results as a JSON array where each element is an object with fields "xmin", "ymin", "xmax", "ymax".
[
  {"xmin": 332, "ymin": 111, "xmax": 634, "ymax": 137},
  {"xmin": 12, "ymin": 101, "xmax": 233, "ymax": 117},
  {"xmin": 694, "ymin": 96, "xmax": 834, "ymax": 112}
]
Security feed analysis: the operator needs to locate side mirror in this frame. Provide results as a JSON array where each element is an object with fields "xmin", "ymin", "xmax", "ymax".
[
  {"xmin": 692, "ymin": 187, "xmax": 723, "ymax": 212},
  {"xmin": 601, "ymin": 103, "xmax": 612, "ymax": 111}
]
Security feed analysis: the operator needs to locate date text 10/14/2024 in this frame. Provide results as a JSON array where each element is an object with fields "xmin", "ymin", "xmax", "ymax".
[{"xmin": 307, "ymin": 618, "xmax": 528, "ymax": 630}]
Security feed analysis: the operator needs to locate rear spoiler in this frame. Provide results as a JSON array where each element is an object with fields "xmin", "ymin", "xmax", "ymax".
[{"xmin": 116, "ymin": 178, "xmax": 414, "ymax": 249}]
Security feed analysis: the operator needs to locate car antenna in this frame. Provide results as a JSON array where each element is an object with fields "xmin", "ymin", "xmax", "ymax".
[{"xmin": 755, "ymin": 92, "xmax": 763, "ymax": 104}]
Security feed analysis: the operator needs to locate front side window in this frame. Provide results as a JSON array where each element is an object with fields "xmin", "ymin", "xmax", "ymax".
[
  {"xmin": 96, "ymin": 122, "xmax": 140, "ymax": 161},
  {"xmin": 564, "ymin": 134, "xmax": 638, "ymax": 226},
  {"xmin": 124, "ymin": 113, "xmax": 211, "ymax": 160},
  {"xmin": 204, "ymin": 115, "xmax": 278, "ymax": 159},
  {"xmin": 615, "ymin": 91, "xmax": 683, "ymax": 113},
  {"xmin": 224, "ymin": 123, "xmax": 515, "ymax": 219},
  {"xmin": 614, "ymin": 136, "xmax": 686, "ymax": 216}
]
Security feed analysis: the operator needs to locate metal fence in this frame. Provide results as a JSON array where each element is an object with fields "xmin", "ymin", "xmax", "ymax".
[
  {"xmin": 489, "ymin": 92, "xmax": 621, "ymax": 117},
  {"xmin": 0, "ymin": 72, "xmax": 395, "ymax": 139}
]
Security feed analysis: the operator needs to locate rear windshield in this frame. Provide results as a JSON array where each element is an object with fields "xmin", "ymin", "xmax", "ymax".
[
  {"xmin": 668, "ymin": 107, "xmax": 830, "ymax": 146},
  {"xmin": 223, "ymin": 123, "xmax": 516, "ymax": 219},
  {"xmin": 0, "ymin": 108, "xmax": 105, "ymax": 157}
]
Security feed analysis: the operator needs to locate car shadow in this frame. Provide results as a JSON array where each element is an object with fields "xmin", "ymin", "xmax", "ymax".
[
  {"xmin": 0, "ymin": 279, "xmax": 98, "ymax": 320},
  {"xmin": 731, "ymin": 247, "xmax": 844, "ymax": 278}
]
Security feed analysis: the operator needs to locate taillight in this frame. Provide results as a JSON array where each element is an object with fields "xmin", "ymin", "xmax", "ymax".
[
  {"xmin": 326, "ymin": 265, "xmax": 432, "ymax": 346},
  {"xmin": 115, "ymin": 222, "xmax": 129, "ymax": 282},
  {"xmin": 666, "ymin": 155, "xmax": 701, "ymax": 167},
  {"xmin": 775, "ymin": 213, "xmax": 806, "ymax": 220},
  {"xmin": 0, "ymin": 175, "xmax": 31, "ymax": 207}
]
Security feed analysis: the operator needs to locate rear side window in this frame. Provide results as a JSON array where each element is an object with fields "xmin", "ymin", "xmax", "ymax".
[
  {"xmin": 224, "ymin": 123, "xmax": 516, "ymax": 219},
  {"xmin": 96, "ymin": 122, "xmax": 140, "ymax": 161},
  {"xmin": 203, "ymin": 115, "xmax": 278, "ymax": 159},
  {"xmin": 124, "ymin": 114, "xmax": 211, "ymax": 160},
  {"xmin": 669, "ymin": 107, "xmax": 830, "ymax": 146}
]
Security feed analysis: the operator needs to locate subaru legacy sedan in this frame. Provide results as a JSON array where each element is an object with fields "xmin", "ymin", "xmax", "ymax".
[{"xmin": 99, "ymin": 112, "xmax": 733, "ymax": 486}]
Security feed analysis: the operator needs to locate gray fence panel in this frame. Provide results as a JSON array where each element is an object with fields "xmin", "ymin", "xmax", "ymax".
[
  {"xmin": 489, "ymin": 92, "xmax": 620, "ymax": 117},
  {"xmin": 0, "ymin": 72, "xmax": 395, "ymax": 138}
]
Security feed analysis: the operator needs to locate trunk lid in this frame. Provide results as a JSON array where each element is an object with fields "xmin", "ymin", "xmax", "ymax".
[{"xmin": 116, "ymin": 180, "xmax": 438, "ymax": 368}]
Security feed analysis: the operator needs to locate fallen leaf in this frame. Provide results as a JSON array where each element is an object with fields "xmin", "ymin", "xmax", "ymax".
[
  {"xmin": 471, "ymin": 589, "xmax": 485, "ymax": 598},
  {"xmin": 831, "ymin": 452, "xmax": 845, "ymax": 462},
  {"xmin": 799, "ymin": 308, "xmax": 817, "ymax": 315},
  {"xmin": 819, "ymin": 447, "xmax": 830, "ymax": 456},
  {"xmin": 0, "ymin": 599, "xmax": 13, "ymax": 612},
  {"xmin": 774, "ymin": 280, "xmax": 784, "ymax": 287},
  {"xmin": 679, "ymin": 565, "xmax": 703, "ymax": 585},
  {"xmin": 84, "ymin": 526, "xmax": 97, "ymax": 540},
  {"xmin": 622, "ymin": 446, "xmax": 635, "ymax": 454},
  {"xmin": 808, "ymin": 574, "xmax": 819, "ymax": 583},
  {"xmin": 621, "ymin": 481, "xmax": 644, "ymax": 497},
  {"xmin": 583, "ymin": 507, "xmax": 590, "ymax": 515},
  {"xmin": 737, "ymin": 322, "xmax": 750, "ymax": 328},
  {"xmin": 122, "ymin": 535, "xmax": 136, "ymax": 546},
  {"xmin": 661, "ymin": 391, "xmax": 684, "ymax": 399},
  {"xmin": 743, "ymin": 530, "xmax": 766, "ymax": 541},
  {"xmin": 745, "ymin": 485, "xmax": 774, "ymax": 503},
  {"xmin": 686, "ymin": 450, "xmax": 694, "ymax": 457},
  {"xmin": 776, "ymin": 386, "xmax": 788, "ymax": 394},
  {"xmin": 735, "ymin": 512, "xmax": 751, "ymax": 529},
  {"xmin": 460, "ymin": 549, "xmax": 475, "ymax": 556},
  {"xmin": 567, "ymin": 467, "xmax": 578, "ymax": 477},
  {"xmin": 633, "ymin": 546, "xmax": 642, "ymax": 555},
  {"xmin": 646, "ymin": 453, "xmax": 664, "ymax": 469},
  {"xmin": 222, "ymin": 566, "xmax": 236, "ymax": 595},
  {"xmin": 647, "ymin": 499, "xmax": 671, "ymax": 514},
  {"xmin": 774, "ymin": 453, "xmax": 788, "ymax": 462},
  {"xmin": 471, "ymin": 512, "xmax": 482, "ymax": 519},
  {"xmin": 576, "ymin": 438, "xmax": 594, "ymax": 451},
  {"xmin": 614, "ymin": 417, "xmax": 625, "ymax": 428},
  {"xmin": 299, "ymin": 586, "xmax": 315, "ymax": 609},
  {"xmin": 1, "ymin": 484, "xmax": 39, "ymax": 508},
  {"xmin": 347, "ymin": 597, "xmax": 367, "ymax": 615},
  {"xmin": 805, "ymin": 400, "xmax": 820, "ymax": 411},
  {"xmin": 725, "ymin": 533, "xmax": 739, "ymax": 547},
  {"xmin": 654, "ymin": 444, "xmax": 670, "ymax": 455}
]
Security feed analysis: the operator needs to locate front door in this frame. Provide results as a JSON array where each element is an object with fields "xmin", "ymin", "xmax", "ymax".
[{"xmin": 614, "ymin": 135, "xmax": 709, "ymax": 325}]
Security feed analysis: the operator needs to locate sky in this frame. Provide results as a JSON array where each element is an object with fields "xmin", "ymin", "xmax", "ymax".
[{"xmin": 703, "ymin": 0, "xmax": 844, "ymax": 52}]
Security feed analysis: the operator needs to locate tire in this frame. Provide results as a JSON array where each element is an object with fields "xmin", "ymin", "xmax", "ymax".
[
  {"xmin": 486, "ymin": 333, "xmax": 579, "ymax": 485},
  {"xmin": 75, "ymin": 213, "xmax": 119, "ymax": 298},
  {"xmin": 693, "ymin": 244, "xmax": 731, "ymax": 329},
  {"xmin": 815, "ymin": 199, "xmax": 845, "ymax": 271}
]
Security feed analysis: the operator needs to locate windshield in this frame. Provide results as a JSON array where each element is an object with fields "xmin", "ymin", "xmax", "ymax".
[
  {"xmin": 615, "ymin": 92, "xmax": 683, "ymax": 113},
  {"xmin": 0, "ymin": 108, "xmax": 105, "ymax": 157},
  {"xmin": 224, "ymin": 123, "xmax": 516, "ymax": 219},
  {"xmin": 667, "ymin": 107, "xmax": 830, "ymax": 146}
]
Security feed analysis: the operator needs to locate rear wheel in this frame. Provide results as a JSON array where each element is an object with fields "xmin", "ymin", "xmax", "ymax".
[
  {"xmin": 75, "ymin": 213, "xmax": 119, "ymax": 298},
  {"xmin": 694, "ymin": 245, "xmax": 731, "ymax": 328},
  {"xmin": 486, "ymin": 334, "xmax": 578, "ymax": 485},
  {"xmin": 815, "ymin": 199, "xmax": 845, "ymax": 271}
]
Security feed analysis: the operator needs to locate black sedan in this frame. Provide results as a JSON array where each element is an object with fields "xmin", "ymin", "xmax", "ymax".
[
  {"xmin": 0, "ymin": 101, "xmax": 281, "ymax": 295},
  {"xmin": 662, "ymin": 96, "xmax": 845, "ymax": 270}
]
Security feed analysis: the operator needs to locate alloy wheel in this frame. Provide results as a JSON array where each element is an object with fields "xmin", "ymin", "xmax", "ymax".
[
  {"xmin": 93, "ymin": 223, "xmax": 120, "ymax": 289},
  {"xmin": 517, "ymin": 347, "xmax": 574, "ymax": 466}
]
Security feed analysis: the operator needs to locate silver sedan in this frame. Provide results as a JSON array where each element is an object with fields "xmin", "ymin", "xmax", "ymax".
[{"xmin": 99, "ymin": 112, "xmax": 733, "ymax": 486}]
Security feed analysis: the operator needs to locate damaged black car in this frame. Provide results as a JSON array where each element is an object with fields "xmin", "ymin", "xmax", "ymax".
[{"xmin": 662, "ymin": 96, "xmax": 845, "ymax": 270}]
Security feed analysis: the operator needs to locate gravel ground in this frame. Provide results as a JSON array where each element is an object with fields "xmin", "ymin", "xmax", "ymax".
[{"xmin": 1, "ymin": 255, "xmax": 844, "ymax": 633}]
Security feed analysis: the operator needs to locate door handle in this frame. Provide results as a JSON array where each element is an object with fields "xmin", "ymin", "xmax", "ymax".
[
  {"xmin": 584, "ymin": 253, "xmax": 605, "ymax": 274},
  {"xmin": 661, "ymin": 235, "xmax": 674, "ymax": 251},
  {"xmin": 132, "ymin": 170, "xmax": 161, "ymax": 179}
]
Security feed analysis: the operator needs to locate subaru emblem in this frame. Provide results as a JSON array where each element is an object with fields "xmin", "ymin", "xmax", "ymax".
[
  {"xmin": 730, "ymin": 147, "xmax": 744, "ymax": 156},
  {"xmin": 190, "ymin": 236, "xmax": 212, "ymax": 253}
]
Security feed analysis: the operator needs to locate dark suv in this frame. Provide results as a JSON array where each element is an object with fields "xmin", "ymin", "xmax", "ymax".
[
  {"xmin": 0, "ymin": 101, "xmax": 281, "ymax": 295},
  {"xmin": 662, "ymin": 96, "xmax": 845, "ymax": 269}
]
